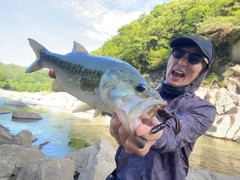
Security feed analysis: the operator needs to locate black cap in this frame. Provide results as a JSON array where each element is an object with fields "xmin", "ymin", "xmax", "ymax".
[{"xmin": 170, "ymin": 35, "xmax": 214, "ymax": 65}]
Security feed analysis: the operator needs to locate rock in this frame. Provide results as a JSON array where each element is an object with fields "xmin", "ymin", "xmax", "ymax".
[
  {"xmin": 0, "ymin": 125, "xmax": 17, "ymax": 145},
  {"xmin": 15, "ymin": 130, "xmax": 34, "ymax": 147},
  {"xmin": 0, "ymin": 106, "xmax": 10, "ymax": 114},
  {"xmin": 12, "ymin": 112, "xmax": 42, "ymax": 120},
  {"xmin": 226, "ymin": 114, "xmax": 240, "ymax": 139},
  {"xmin": 0, "ymin": 125, "xmax": 36, "ymax": 146},
  {"xmin": 16, "ymin": 158, "xmax": 75, "ymax": 180},
  {"xmin": 206, "ymin": 115, "xmax": 231, "ymax": 138},
  {"xmin": 65, "ymin": 139, "xmax": 116, "ymax": 180},
  {"xmin": 225, "ymin": 107, "xmax": 240, "ymax": 114},
  {"xmin": 233, "ymin": 128, "xmax": 240, "ymax": 142},
  {"xmin": 187, "ymin": 169, "xmax": 240, "ymax": 180},
  {"xmin": 4, "ymin": 101, "xmax": 27, "ymax": 106},
  {"xmin": 0, "ymin": 144, "xmax": 45, "ymax": 179}
]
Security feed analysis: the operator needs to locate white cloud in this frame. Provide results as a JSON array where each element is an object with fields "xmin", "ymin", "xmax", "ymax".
[
  {"xmin": 55, "ymin": 0, "xmax": 156, "ymax": 40},
  {"xmin": 0, "ymin": 0, "xmax": 169, "ymax": 66}
]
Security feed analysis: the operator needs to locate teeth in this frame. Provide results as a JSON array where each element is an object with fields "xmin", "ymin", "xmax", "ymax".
[{"xmin": 174, "ymin": 69, "xmax": 184, "ymax": 74}]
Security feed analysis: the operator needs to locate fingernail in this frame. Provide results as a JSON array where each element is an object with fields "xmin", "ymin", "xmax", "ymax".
[{"xmin": 151, "ymin": 124, "xmax": 165, "ymax": 134}]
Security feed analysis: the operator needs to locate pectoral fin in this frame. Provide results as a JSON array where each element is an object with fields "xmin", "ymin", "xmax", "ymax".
[
  {"xmin": 73, "ymin": 103, "xmax": 95, "ymax": 113},
  {"xmin": 50, "ymin": 79, "xmax": 65, "ymax": 92},
  {"xmin": 93, "ymin": 109, "xmax": 102, "ymax": 118}
]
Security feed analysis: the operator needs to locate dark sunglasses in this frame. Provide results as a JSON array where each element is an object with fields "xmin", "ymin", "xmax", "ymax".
[{"xmin": 171, "ymin": 47, "xmax": 207, "ymax": 65}]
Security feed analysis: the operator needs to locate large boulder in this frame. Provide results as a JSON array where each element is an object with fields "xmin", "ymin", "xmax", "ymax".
[
  {"xmin": 0, "ymin": 125, "xmax": 17, "ymax": 145},
  {"xmin": 65, "ymin": 139, "xmax": 116, "ymax": 180},
  {"xmin": 16, "ymin": 158, "xmax": 75, "ymax": 180},
  {"xmin": 0, "ymin": 106, "xmax": 10, "ymax": 114},
  {"xmin": 15, "ymin": 130, "xmax": 36, "ymax": 147},
  {"xmin": 4, "ymin": 101, "xmax": 27, "ymax": 107},
  {"xmin": 12, "ymin": 112, "xmax": 42, "ymax": 120},
  {"xmin": 206, "ymin": 115, "xmax": 231, "ymax": 138},
  {"xmin": 0, "ymin": 144, "xmax": 45, "ymax": 179},
  {"xmin": 0, "ymin": 125, "xmax": 36, "ymax": 146}
]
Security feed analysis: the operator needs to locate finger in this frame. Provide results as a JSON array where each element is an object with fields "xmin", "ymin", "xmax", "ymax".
[
  {"xmin": 118, "ymin": 124, "xmax": 128, "ymax": 144},
  {"xmin": 110, "ymin": 114, "xmax": 123, "ymax": 145},
  {"xmin": 110, "ymin": 113, "xmax": 121, "ymax": 131},
  {"xmin": 125, "ymin": 136, "xmax": 151, "ymax": 156}
]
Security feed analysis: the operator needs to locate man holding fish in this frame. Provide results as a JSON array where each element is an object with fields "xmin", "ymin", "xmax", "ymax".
[
  {"xmin": 107, "ymin": 35, "xmax": 216, "ymax": 180},
  {"xmin": 26, "ymin": 34, "xmax": 215, "ymax": 180}
]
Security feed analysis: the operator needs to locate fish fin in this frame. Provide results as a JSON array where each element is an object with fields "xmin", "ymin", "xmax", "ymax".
[
  {"xmin": 50, "ymin": 79, "xmax": 65, "ymax": 92},
  {"xmin": 26, "ymin": 38, "xmax": 46, "ymax": 73},
  {"xmin": 71, "ymin": 41, "xmax": 89, "ymax": 54},
  {"xmin": 72, "ymin": 103, "xmax": 95, "ymax": 113},
  {"xmin": 28, "ymin": 38, "xmax": 46, "ymax": 58},
  {"xmin": 93, "ymin": 109, "xmax": 102, "ymax": 118}
]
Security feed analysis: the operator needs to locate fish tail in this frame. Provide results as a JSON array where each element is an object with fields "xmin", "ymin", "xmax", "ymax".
[{"xmin": 26, "ymin": 38, "xmax": 46, "ymax": 73}]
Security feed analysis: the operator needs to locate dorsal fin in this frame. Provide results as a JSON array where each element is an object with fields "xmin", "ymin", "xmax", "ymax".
[
  {"xmin": 28, "ymin": 38, "xmax": 47, "ymax": 58},
  {"xmin": 71, "ymin": 41, "xmax": 89, "ymax": 54}
]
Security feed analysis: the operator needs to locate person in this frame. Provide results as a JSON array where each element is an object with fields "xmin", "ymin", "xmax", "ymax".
[{"xmin": 107, "ymin": 34, "xmax": 216, "ymax": 180}]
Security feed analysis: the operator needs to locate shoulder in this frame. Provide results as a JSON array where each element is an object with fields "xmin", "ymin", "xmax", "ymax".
[{"xmin": 169, "ymin": 94, "xmax": 216, "ymax": 118}]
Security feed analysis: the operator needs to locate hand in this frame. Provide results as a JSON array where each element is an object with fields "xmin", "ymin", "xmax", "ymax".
[{"xmin": 110, "ymin": 113, "xmax": 163, "ymax": 156}]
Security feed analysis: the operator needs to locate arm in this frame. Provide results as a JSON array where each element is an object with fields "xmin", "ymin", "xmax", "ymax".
[
  {"xmin": 151, "ymin": 100, "xmax": 216, "ymax": 152},
  {"xmin": 110, "ymin": 97, "xmax": 216, "ymax": 156}
]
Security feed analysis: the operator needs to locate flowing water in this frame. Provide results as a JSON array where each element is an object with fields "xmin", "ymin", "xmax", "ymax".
[{"xmin": 0, "ymin": 98, "xmax": 239, "ymax": 177}]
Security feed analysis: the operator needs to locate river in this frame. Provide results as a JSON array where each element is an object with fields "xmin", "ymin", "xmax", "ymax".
[{"xmin": 0, "ymin": 98, "xmax": 239, "ymax": 177}]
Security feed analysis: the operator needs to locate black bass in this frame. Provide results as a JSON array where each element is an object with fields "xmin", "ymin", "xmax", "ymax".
[{"xmin": 26, "ymin": 38, "xmax": 167, "ymax": 148}]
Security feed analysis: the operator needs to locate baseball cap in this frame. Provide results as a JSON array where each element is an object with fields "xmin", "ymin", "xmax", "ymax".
[{"xmin": 170, "ymin": 35, "xmax": 214, "ymax": 65}]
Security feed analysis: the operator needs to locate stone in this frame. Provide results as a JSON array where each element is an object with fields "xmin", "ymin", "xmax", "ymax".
[
  {"xmin": 0, "ymin": 144, "xmax": 45, "ymax": 179},
  {"xmin": 187, "ymin": 169, "xmax": 240, "ymax": 180},
  {"xmin": 206, "ymin": 115, "xmax": 231, "ymax": 138},
  {"xmin": 65, "ymin": 139, "xmax": 116, "ymax": 180},
  {"xmin": 4, "ymin": 101, "xmax": 27, "ymax": 106},
  {"xmin": 16, "ymin": 158, "xmax": 75, "ymax": 180},
  {"xmin": 12, "ymin": 112, "xmax": 42, "ymax": 120},
  {"xmin": 0, "ymin": 106, "xmax": 10, "ymax": 114},
  {"xmin": 226, "ymin": 114, "xmax": 240, "ymax": 139},
  {"xmin": 0, "ymin": 125, "xmax": 17, "ymax": 145},
  {"xmin": 15, "ymin": 130, "xmax": 34, "ymax": 147}
]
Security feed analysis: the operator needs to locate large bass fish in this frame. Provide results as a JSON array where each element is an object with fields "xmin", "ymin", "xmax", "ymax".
[{"xmin": 26, "ymin": 39, "xmax": 167, "ymax": 148}]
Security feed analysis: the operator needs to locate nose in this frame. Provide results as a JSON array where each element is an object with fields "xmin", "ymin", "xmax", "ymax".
[{"xmin": 178, "ymin": 55, "xmax": 188, "ymax": 66}]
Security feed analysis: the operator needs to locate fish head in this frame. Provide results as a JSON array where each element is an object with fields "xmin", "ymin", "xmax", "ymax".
[{"xmin": 100, "ymin": 67, "xmax": 167, "ymax": 148}]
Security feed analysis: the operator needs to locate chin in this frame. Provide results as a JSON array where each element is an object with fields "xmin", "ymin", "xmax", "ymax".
[{"xmin": 166, "ymin": 79, "xmax": 179, "ymax": 86}]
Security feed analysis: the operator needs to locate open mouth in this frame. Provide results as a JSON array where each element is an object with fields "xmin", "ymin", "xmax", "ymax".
[{"xmin": 172, "ymin": 69, "xmax": 185, "ymax": 78}]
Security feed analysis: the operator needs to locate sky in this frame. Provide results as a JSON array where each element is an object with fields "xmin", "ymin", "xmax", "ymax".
[{"xmin": 0, "ymin": 0, "xmax": 170, "ymax": 67}]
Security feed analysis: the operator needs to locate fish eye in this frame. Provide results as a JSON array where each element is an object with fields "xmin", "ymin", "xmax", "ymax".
[{"xmin": 136, "ymin": 83, "xmax": 146, "ymax": 92}]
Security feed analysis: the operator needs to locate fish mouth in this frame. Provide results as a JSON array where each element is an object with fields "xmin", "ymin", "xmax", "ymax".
[{"xmin": 115, "ymin": 97, "xmax": 167, "ymax": 148}]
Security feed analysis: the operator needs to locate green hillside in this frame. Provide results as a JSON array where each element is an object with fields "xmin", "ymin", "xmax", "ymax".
[
  {"xmin": 0, "ymin": 62, "xmax": 52, "ymax": 92},
  {"xmin": 92, "ymin": 0, "xmax": 240, "ymax": 73}
]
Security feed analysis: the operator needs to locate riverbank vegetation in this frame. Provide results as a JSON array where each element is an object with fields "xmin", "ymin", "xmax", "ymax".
[{"xmin": 0, "ymin": 0, "xmax": 240, "ymax": 92}]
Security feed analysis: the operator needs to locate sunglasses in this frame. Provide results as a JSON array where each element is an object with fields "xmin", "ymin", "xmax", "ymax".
[{"xmin": 171, "ymin": 47, "xmax": 208, "ymax": 65}]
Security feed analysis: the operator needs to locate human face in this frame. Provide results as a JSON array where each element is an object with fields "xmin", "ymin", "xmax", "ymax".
[{"xmin": 165, "ymin": 46, "xmax": 204, "ymax": 87}]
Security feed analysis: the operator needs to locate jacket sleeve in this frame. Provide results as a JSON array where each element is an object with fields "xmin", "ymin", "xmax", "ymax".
[{"xmin": 151, "ymin": 96, "xmax": 216, "ymax": 153}]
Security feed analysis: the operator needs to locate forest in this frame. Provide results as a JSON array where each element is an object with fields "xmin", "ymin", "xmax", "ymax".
[{"xmin": 0, "ymin": 0, "xmax": 240, "ymax": 92}]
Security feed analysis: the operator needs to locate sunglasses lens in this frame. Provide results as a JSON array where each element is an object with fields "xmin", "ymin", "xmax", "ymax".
[
  {"xmin": 188, "ymin": 54, "xmax": 203, "ymax": 64},
  {"xmin": 171, "ymin": 48, "xmax": 204, "ymax": 65},
  {"xmin": 171, "ymin": 48, "xmax": 185, "ymax": 59}
]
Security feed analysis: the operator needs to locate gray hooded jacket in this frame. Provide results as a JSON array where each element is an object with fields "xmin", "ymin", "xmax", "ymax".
[{"xmin": 114, "ymin": 68, "xmax": 216, "ymax": 180}]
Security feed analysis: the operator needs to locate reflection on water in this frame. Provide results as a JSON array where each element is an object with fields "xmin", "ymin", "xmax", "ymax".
[
  {"xmin": 190, "ymin": 135, "xmax": 240, "ymax": 177},
  {"xmin": 0, "ymin": 98, "xmax": 239, "ymax": 177}
]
